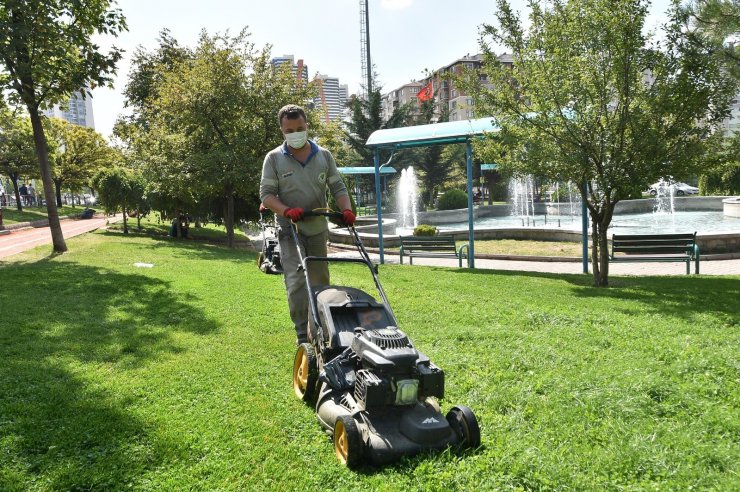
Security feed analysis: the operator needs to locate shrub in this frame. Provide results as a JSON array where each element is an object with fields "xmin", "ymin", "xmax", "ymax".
[
  {"xmin": 437, "ymin": 189, "xmax": 468, "ymax": 210},
  {"xmin": 413, "ymin": 224, "xmax": 437, "ymax": 236}
]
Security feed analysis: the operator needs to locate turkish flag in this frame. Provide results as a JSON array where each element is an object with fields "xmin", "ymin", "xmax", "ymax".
[{"xmin": 417, "ymin": 81, "xmax": 433, "ymax": 102}]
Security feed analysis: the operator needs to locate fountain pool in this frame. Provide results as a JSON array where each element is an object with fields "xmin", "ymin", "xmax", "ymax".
[{"xmin": 423, "ymin": 210, "xmax": 740, "ymax": 236}]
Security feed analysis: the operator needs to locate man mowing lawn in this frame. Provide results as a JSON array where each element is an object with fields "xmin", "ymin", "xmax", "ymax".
[{"xmin": 259, "ymin": 104, "xmax": 355, "ymax": 344}]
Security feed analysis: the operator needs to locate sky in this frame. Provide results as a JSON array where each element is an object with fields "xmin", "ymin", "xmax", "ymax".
[{"xmin": 90, "ymin": 0, "xmax": 673, "ymax": 138}]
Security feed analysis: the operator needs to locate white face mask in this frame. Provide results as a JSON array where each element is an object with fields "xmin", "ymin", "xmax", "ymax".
[{"xmin": 285, "ymin": 131, "xmax": 308, "ymax": 149}]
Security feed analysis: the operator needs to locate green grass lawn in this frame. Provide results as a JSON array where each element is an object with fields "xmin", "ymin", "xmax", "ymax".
[
  {"xmin": 0, "ymin": 232, "xmax": 737, "ymax": 490},
  {"xmin": 0, "ymin": 205, "xmax": 84, "ymax": 225},
  {"xmin": 107, "ymin": 214, "xmax": 251, "ymax": 244}
]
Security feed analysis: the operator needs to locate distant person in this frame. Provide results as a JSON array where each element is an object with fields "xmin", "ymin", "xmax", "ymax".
[
  {"xmin": 27, "ymin": 184, "xmax": 36, "ymax": 206},
  {"xmin": 0, "ymin": 182, "xmax": 6, "ymax": 207},
  {"xmin": 19, "ymin": 183, "xmax": 28, "ymax": 206}
]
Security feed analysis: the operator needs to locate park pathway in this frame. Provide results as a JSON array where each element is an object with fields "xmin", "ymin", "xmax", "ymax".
[{"xmin": 0, "ymin": 215, "xmax": 119, "ymax": 259}]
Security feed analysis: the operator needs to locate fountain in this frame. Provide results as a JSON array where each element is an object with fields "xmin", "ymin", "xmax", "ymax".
[
  {"xmin": 652, "ymin": 179, "xmax": 676, "ymax": 215},
  {"xmin": 508, "ymin": 176, "xmax": 536, "ymax": 226},
  {"xmin": 397, "ymin": 166, "xmax": 418, "ymax": 229}
]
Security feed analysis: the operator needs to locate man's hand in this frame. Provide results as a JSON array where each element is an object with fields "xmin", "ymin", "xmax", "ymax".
[
  {"xmin": 341, "ymin": 209, "xmax": 356, "ymax": 226},
  {"xmin": 259, "ymin": 203, "xmax": 267, "ymax": 213},
  {"xmin": 283, "ymin": 207, "xmax": 304, "ymax": 222}
]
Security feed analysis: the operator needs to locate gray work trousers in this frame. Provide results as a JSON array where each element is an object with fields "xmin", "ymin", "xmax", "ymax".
[{"xmin": 278, "ymin": 227, "xmax": 330, "ymax": 341}]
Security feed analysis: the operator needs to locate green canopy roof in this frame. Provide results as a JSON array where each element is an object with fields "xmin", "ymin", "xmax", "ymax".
[
  {"xmin": 338, "ymin": 166, "xmax": 396, "ymax": 175},
  {"xmin": 365, "ymin": 117, "xmax": 498, "ymax": 150}
]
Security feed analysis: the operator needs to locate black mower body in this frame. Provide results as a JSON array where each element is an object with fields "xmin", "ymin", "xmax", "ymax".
[{"xmin": 290, "ymin": 213, "xmax": 479, "ymax": 467}]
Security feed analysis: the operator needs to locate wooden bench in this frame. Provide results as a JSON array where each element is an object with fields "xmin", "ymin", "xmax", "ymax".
[
  {"xmin": 610, "ymin": 233, "xmax": 700, "ymax": 274},
  {"xmin": 399, "ymin": 235, "xmax": 469, "ymax": 267}
]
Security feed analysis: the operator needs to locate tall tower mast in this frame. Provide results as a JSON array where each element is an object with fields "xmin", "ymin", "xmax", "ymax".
[{"xmin": 359, "ymin": 0, "xmax": 372, "ymax": 98}]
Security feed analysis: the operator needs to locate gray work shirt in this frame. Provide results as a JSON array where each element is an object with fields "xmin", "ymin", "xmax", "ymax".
[{"xmin": 260, "ymin": 140, "xmax": 348, "ymax": 236}]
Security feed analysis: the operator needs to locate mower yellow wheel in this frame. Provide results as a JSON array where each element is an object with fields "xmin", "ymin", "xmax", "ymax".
[
  {"xmin": 333, "ymin": 415, "xmax": 363, "ymax": 468},
  {"xmin": 292, "ymin": 343, "xmax": 317, "ymax": 402}
]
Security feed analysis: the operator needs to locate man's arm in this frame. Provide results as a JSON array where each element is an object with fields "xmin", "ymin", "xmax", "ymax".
[{"xmin": 336, "ymin": 194, "xmax": 352, "ymax": 212}]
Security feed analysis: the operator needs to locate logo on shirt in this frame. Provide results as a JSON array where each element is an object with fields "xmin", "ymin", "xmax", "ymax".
[
  {"xmin": 318, "ymin": 172, "xmax": 326, "ymax": 184},
  {"xmin": 282, "ymin": 171, "xmax": 294, "ymax": 178}
]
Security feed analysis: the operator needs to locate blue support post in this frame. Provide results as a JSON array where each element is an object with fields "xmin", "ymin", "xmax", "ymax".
[
  {"xmin": 374, "ymin": 149, "xmax": 384, "ymax": 264},
  {"xmin": 466, "ymin": 141, "xmax": 475, "ymax": 268},
  {"xmin": 582, "ymin": 181, "xmax": 589, "ymax": 273}
]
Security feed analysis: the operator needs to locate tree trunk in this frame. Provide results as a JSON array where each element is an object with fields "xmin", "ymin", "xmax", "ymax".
[
  {"xmin": 11, "ymin": 175, "xmax": 22, "ymax": 212},
  {"xmin": 54, "ymin": 179, "xmax": 63, "ymax": 207},
  {"xmin": 226, "ymin": 195, "xmax": 235, "ymax": 248},
  {"xmin": 122, "ymin": 206, "xmax": 128, "ymax": 234},
  {"xmin": 28, "ymin": 107, "xmax": 66, "ymax": 252},
  {"xmin": 589, "ymin": 212, "xmax": 611, "ymax": 287},
  {"xmin": 137, "ymin": 214, "xmax": 142, "ymax": 230}
]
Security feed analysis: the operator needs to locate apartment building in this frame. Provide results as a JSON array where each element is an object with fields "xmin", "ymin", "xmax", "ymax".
[
  {"xmin": 380, "ymin": 81, "xmax": 425, "ymax": 121},
  {"xmin": 44, "ymin": 90, "xmax": 95, "ymax": 128},
  {"xmin": 381, "ymin": 53, "xmax": 513, "ymax": 123}
]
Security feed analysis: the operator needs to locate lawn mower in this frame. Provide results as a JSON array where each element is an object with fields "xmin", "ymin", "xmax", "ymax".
[
  {"xmin": 256, "ymin": 204, "xmax": 282, "ymax": 275},
  {"xmin": 290, "ymin": 211, "xmax": 480, "ymax": 468}
]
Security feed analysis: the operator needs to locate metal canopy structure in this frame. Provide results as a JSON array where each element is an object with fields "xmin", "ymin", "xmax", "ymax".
[{"xmin": 365, "ymin": 117, "xmax": 499, "ymax": 268}]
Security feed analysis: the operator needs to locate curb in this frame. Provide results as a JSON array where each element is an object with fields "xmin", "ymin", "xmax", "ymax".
[{"xmin": 0, "ymin": 213, "xmax": 81, "ymax": 232}]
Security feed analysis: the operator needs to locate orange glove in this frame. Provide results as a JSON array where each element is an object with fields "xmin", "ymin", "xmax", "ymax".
[
  {"xmin": 341, "ymin": 209, "xmax": 356, "ymax": 226},
  {"xmin": 283, "ymin": 207, "xmax": 304, "ymax": 222}
]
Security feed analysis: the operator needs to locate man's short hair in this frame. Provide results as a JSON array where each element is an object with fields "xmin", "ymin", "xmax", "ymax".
[{"xmin": 278, "ymin": 104, "xmax": 306, "ymax": 126}]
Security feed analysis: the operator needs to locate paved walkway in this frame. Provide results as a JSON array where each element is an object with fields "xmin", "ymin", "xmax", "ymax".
[
  {"xmin": 0, "ymin": 215, "xmax": 119, "ymax": 259},
  {"xmin": 326, "ymin": 246, "xmax": 740, "ymax": 276}
]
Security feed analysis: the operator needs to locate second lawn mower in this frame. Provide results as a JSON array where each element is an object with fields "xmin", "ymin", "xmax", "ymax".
[
  {"xmin": 290, "ymin": 211, "xmax": 480, "ymax": 468},
  {"xmin": 256, "ymin": 204, "xmax": 283, "ymax": 275}
]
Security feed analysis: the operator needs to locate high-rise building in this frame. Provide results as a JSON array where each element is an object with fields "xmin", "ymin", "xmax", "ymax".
[
  {"xmin": 44, "ymin": 90, "xmax": 95, "ymax": 128},
  {"xmin": 314, "ymin": 74, "xmax": 348, "ymax": 122},
  {"xmin": 271, "ymin": 55, "xmax": 308, "ymax": 83}
]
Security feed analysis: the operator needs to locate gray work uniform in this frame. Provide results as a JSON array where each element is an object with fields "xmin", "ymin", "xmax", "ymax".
[{"xmin": 260, "ymin": 140, "xmax": 348, "ymax": 341}]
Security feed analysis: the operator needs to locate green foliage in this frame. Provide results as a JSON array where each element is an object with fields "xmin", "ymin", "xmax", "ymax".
[
  {"xmin": 0, "ymin": 111, "xmax": 38, "ymax": 210},
  {"xmin": 345, "ymin": 89, "xmax": 414, "ymax": 167},
  {"xmin": 92, "ymin": 167, "xmax": 146, "ymax": 234},
  {"xmin": 699, "ymin": 132, "xmax": 740, "ymax": 195},
  {"xmin": 680, "ymin": 0, "xmax": 740, "ymax": 81},
  {"xmin": 45, "ymin": 117, "xmax": 113, "ymax": 201},
  {"xmin": 413, "ymin": 224, "xmax": 438, "ymax": 236},
  {"xmin": 0, "ymin": 233, "xmax": 737, "ymax": 490},
  {"xmin": 458, "ymin": 0, "xmax": 736, "ymax": 286},
  {"xmin": 120, "ymin": 29, "xmax": 316, "ymax": 245},
  {"xmin": 437, "ymin": 189, "xmax": 469, "ymax": 210}
]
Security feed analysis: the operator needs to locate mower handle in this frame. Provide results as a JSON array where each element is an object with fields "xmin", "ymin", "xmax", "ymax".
[{"xmin": 302, "ymin": 210, "xmax": 344, "ymax": 221}]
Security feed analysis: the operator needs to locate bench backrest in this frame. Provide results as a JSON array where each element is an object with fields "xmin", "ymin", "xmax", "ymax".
[
  {"xmin": 611, "ymin": 233, "xmax": 696, "ymax": 255},
  {"xmin": 399, "ymin": 235, "xmax": 457, "ymax": 252}
]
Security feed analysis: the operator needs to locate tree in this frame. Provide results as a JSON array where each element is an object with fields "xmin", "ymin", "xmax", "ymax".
[
  {"xmin": 149, "ymin": 30, "xmax": 314, "ymax": 246},
  {"xmin": 0, "ymin": 110, "xmax": 38, "ymax": 211},
  {"xmin": 460, "ymin": 0, "xmax": 736, "ymax": 286},
  {"xmin": 92, "ymin": 167, "xmax": 142, "ymax": 234},
  {"xmin": 0, "ymin": 1, "xmax": 126, "ymax": 252},
  {"xmin": 699, "ymin": 131, "xmax": 740, "ymax": 195},
  {"xmin": 46, "ymin": 118, "xmax": 112, "ymax": 207},
  {"xmin": 680, "ymin": 0, "xmax": 740, "ymax": 80}
]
